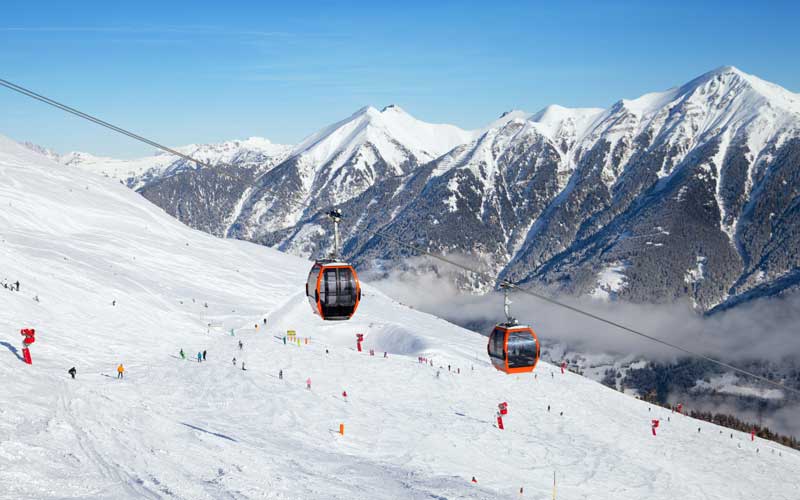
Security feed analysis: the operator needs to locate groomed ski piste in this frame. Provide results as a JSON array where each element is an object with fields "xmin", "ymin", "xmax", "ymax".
[{"xmin": 0, "ymin": 134, "xmax": 797, "ymax": 499}]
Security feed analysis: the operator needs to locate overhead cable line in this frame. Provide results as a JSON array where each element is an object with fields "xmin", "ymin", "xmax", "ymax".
[
  {"xmin": 0, "ymin": 78, "xmax": 217, "ymax": 169},
  {"xmin": 3, "ymin": 76, "xmax": 797, "ymax": 397}
]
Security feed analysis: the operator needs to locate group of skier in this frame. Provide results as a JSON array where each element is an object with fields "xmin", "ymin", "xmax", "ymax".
[
  {"xmin": 179, "ymin": 348, "xmax": 208, "ymax": 362},
  {"xmin": 2, "ymin": 279, "xmax": 20, "ymax": 291}
]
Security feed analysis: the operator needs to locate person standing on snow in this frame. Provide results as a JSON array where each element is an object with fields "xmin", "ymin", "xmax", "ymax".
[
  {"xmin": 202, "ymin": 350, "xmax": 207, "ymax": 361},
  {"xmin": 279, "ymin": 369, "xmax": 283, "ymax": 380},
  {"xmin": 232, "ymin": 357, "xmax": 237, "ymax": 366},
  {"xmin": 306, "ymin": 377, "xmax": 311, "ymax": 390},
  {"xmin": 238, "ymin": 340, "xmax": 243, "ymax": 350},
  {"xmin": 117, "ymin": 363, "xmax": 125, "ymax": 379},
  {"xmin": 197, "ymin": 352, "xmax": 202, "ymax": 363},
  {"xmin": 68, "ymin": 367, "xmax": 77, "ymax": 379}
]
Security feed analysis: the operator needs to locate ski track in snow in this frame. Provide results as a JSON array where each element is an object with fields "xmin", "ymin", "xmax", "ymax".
[{"xmin": 1, "ymin": 135, "xmax": 799, "ymax": 499}]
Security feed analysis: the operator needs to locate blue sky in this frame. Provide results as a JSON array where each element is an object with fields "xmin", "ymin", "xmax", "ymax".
[{"xmin": 1, "ymin": 0, "xmax": 798, "ymax": 157}]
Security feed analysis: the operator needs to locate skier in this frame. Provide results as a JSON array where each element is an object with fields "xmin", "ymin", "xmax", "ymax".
[
  {"xmin": 112, "ymin": 299, "xmax": 116, "ymax": 306},
  {"xmin": 117, "ymin": 363, "xmax": 125, "ymax": 379},
  {"xmin": 279, "ymin": 369, "xmax": 283, "ymax": 380},
  {"xmin": 14, "ymin": 280, "xmax": 19, "ymax": 291},
  {"xmin": 383, "ymin": 351, "xmax": 387, "ymax": 358},
  {"xmin": 283, "ymin": 336, "xmax": 286, "ymax": 345},
  {"xmin": 306, "ymin": 377, "xmax": 311, "ymax": 390},
  {"xmin": 202, "ymin": 350, "xmax": 207, "ymax": 361},
  {"xmin": 241, "ymin": 362, "xmax": 247, "ymax": 371},
  {"xmin": 547, "ymin": 405, "xmax": 550, "ymax": 412},
  {"xmin": 238, "ymin": 340, "xmax": 243, "ymax": 350},
  {"xmin": 179, "ymin": 349, "xmax": 185, "ymax": 359},
  {"xmin": 68, "ymin": 367, "xmax": 77, "ymax": 379},
  {"xmin": 232, "ymin": 357, "xmax": 237, "ymax": 366},
  {"xmin": 342, "ymin": 390, "xmax": 347, "ymax": 401},
  {"xmin": 197, "ymin": 352, "xmax": 202, "ymax": 363},
  {"xmin": 263, "ymin": 318, "xmax": 267, "ymax": 326},
  {"xmin": 471, "ymin": 477, "xmax": 477, "ymax": 483},
  {"xmin": 436, "ymin": 370, "xmax": 440, "ymax": 379}
]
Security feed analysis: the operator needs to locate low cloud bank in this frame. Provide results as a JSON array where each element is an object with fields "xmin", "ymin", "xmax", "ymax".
[{"xmin": 369, "ymin": 261, "xmax": 800, "ymax": 364}]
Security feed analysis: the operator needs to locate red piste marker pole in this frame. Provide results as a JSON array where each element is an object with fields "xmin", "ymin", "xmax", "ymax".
[{"xmin": 20, "ymin": 328, "xmax": 35, "ymax": 364}]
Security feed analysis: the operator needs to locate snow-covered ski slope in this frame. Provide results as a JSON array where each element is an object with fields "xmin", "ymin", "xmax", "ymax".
[{"xmin": 0, "ymin": 134, "xmax": 797, "ymax": 500}]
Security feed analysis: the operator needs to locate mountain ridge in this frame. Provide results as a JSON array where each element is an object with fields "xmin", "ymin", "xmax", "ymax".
[{"xmin": 25, "ymin": 65, "xmax": 800, "ymax": 313}]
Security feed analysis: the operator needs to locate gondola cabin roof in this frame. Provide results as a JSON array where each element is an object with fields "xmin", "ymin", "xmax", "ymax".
[{"xmin": 313, "ymin": 260, "xmax": 352, "ymax": 267}]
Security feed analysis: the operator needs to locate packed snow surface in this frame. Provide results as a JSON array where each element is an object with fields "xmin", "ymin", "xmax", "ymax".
[{"xmin": 1, "ymin": 135, "xmax": 798, "ymax": 499}]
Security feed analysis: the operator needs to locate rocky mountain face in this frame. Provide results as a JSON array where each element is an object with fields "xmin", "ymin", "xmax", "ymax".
[
  {"xmin": 48, "ymin": 138, "xmax": 292, "ymax": 236},
  {"xmin": 54, "ymin": 67, "xmax": 800, "ymax": 313}
]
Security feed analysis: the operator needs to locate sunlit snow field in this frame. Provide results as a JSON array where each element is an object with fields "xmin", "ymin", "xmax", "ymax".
[{"xmin": 1, "ymin": 136, "xmax": 798, "ymax": 499}]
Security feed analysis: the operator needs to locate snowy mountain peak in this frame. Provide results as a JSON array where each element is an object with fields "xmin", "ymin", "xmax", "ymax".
[
  {"xmin": 529, "ymin": 104, "xmax": 605, "ymax": 142},
  {"xmin": 485, "ymin": 110, "xmax": 533, "ymax": 131},
  {"xmin": 289, "ymin": 104, "xmax": 474, "ymax": 169},
  {"xmin": 615, "ymin": 66, "xmax": 800, "ymax": 121}
]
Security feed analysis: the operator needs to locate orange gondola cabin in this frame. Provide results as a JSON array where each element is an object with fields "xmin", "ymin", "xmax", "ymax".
[
  {"xmin": 305, "ymin": 209, "xmax": 362, "ymax": 321},
  {"xmin": 487, "ymin": 323, "xmax": 540, "ymax": 374},
  {"xmin": 487, "ymin": 283, "xmax": 541, "ymax": 374},
  {"xmin": 306, "ymin": 260, "xmax": 361, "ymax": 320}
]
